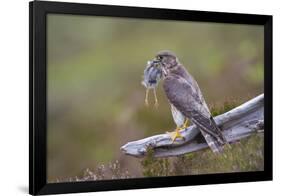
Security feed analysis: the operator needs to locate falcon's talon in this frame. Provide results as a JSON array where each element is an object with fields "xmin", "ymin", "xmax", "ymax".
[
  {"xmin": 166, "ymin": 128, "xmax": 185, "ymax": 142},
  {"xmin": 182, "ymin": 119, "xmax": 190, "ymax": 130}
]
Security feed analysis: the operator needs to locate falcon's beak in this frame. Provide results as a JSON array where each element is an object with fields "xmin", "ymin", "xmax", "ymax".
[
  {"xmin": 151, "ymin": 59, "xmax": 160, "ymax": 64},
  {"xmin": 151, "ymin": 59, "xmax": 167, "ymax": 76}
]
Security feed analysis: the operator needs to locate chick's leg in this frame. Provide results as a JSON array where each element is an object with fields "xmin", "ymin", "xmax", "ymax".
[
  {"xmin": 153, "ymin": 88, "xmax": 159, "ymax": 108},
  {"xmin": 145, "ymin": 89, "xmax": 149, "ymax": 106}
]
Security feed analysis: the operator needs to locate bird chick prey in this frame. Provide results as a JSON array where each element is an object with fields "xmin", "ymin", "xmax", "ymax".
[
  {"xmin": 147, "ymin": 50, "xmax": 227, "ymax": 153},
  {"xmin": 142, "ymin": 61, "xmax": 162, "ymax": 107}
]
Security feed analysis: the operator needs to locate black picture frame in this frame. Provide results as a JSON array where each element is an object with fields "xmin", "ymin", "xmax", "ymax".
[{"xmin": 29, "ymin": 0, "xmax": 273, "ymax": 195}]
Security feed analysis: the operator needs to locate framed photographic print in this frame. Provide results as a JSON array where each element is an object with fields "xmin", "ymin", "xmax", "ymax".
[{"xmin": 29, "ymin": 0, "xmax": 272, "ymax": 195}]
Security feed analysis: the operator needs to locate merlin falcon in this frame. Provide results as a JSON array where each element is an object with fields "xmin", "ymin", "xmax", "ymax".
[{"xmin": 150, "ymin": 50, "xmax": 227, "ymax": 153}]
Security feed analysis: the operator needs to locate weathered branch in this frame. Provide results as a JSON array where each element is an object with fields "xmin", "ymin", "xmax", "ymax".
[{"xmin": 121, "ymin": 94, "xmax": 264, "ymax": 157}]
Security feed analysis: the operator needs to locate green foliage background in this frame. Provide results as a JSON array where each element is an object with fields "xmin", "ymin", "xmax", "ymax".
[{"xmin": 47, "ymin": 14, "xmax": 264, "ymax": 181}]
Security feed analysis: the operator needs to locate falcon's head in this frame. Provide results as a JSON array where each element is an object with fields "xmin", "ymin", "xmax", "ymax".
[{"xmin": 155, "ymin": 50, "xmax": 179, "ymax": 75}]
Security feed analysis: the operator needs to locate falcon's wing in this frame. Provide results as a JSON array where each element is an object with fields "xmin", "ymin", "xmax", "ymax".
[{"xmin": 163, "ymin": 74, "xmax": 225, "ymax": 152}]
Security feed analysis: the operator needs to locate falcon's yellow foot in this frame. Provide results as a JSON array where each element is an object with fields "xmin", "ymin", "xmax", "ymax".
[
  {"xmin": 182, "ymin": 119, "xmax": 190, "ymax": 129},
  {"xmin": 166, "ymin": 128, "xmax": 185, "ymax": 142}
]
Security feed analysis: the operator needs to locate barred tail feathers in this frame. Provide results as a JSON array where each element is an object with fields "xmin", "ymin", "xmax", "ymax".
[
  {"xmin": 190, "ymin": 114, "xmax": 225, "ymax": 153},
  {"xmin": 200, "ymin": 130, "xmax": 223, "ymax": 153},
  {"xmin": 210, "ymin": 116, "xmax": 228, "ymax": 143}
]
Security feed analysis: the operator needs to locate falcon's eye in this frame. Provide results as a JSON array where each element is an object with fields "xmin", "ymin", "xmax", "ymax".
[{"xmin": 157, "ymin": 56, "xmax": 162, "ymax": 60}]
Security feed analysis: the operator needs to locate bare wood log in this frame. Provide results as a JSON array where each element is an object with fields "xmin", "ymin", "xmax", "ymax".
[{"xmin": 121, "ymin": 94, "xmax": 264, "ymax": 157}]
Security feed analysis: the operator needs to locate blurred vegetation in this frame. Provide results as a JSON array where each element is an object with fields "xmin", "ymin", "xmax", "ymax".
[
  {"xmin": 52, "ymin": 160, "xmax": 131, "ymax": 182},
  {"xmin": 47, "ymin": 14, "xmax": 264, "ymax": 181}
]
